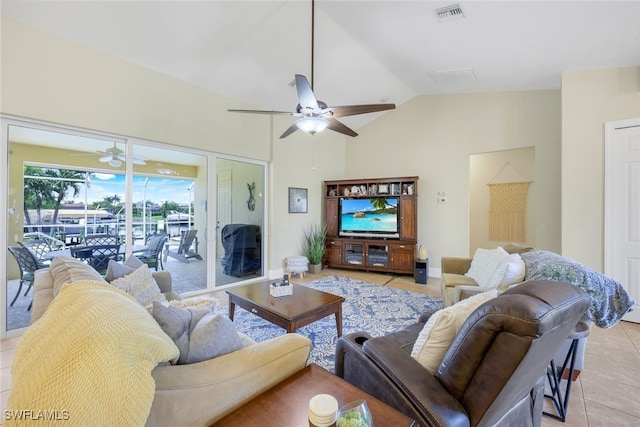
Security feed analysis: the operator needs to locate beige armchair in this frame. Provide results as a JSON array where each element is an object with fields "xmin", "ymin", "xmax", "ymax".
[{"xmin": 440, "ymin": 242, "xmax": 534, "ymax": 306}]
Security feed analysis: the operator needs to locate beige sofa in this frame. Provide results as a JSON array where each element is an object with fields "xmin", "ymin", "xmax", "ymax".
[
  {"xmin": 30, "ymin": 265, "xmax": 312, "ymax": 427},
  {"xmin": 440, "ymin": 242, "xmax": 534, "ymax": 307}
]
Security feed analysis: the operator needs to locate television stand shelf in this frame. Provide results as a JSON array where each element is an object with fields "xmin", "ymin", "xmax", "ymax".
[{"xmin": 323, "ymin": 176, "xmax": 418, "ymax": 275}]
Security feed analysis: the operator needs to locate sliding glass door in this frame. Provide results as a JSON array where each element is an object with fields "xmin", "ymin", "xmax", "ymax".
[{"xmin": 2, "ymin": 118, "xmax": 267, "ymax": 335}]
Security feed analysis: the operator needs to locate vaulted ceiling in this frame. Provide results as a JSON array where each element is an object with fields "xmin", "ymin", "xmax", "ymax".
[{"xmin": 3, "ymin": 1, "xmax": 639, "ymax": 130}]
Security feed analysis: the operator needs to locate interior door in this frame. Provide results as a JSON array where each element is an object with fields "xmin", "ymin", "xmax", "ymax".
[{"xmin": 605, "ymin": 119, "xmax": 640, "ymax": 323}]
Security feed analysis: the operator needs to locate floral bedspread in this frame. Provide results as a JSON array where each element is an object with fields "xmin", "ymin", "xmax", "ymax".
[{"xmin": 521, "ymin": 250, "xmax": 634, "ymax": 328}]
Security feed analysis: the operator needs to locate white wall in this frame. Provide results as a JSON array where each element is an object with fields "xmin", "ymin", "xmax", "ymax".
[
  {"xmin": 561, "ymin": 66, "xmax": 640, "ymax": 270},
  {"xmin": 346, "ymin": 91, "xmax": 562, "ymax": 270}
]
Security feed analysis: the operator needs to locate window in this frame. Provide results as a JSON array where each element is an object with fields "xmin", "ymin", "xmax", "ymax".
[{"xmin": 3, "ymin": 119, "xmax": 266, "ymax": 334}]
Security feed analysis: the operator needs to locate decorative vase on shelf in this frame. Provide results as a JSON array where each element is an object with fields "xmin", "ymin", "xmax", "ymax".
[{"xmin": 418, "ymin": 244, "xmax": 428, "ymax": 260}]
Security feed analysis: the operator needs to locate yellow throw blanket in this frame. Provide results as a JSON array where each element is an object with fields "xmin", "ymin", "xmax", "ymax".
[{"xmin": 6, "ymin": 281, "xmax": 179, "ymax": 426}]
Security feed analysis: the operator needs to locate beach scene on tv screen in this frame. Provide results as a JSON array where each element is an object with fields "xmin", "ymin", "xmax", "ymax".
[{"xmin": 341, "ymin": 198, "xmax": 398, "ymax": 232}]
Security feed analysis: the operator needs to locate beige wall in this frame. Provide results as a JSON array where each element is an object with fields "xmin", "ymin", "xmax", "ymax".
[
  {"xmin": 1, "ymin": 17, "xmax": 270, "ymax": 161},
  {"xmin": 348, "ymin": 91, "xmax": 562, "ymax": 267},
  {"xmin": 561, "ymin": 67, "xmax": 640, "ymax": 270},
  {"xmin": 268, "ymin": 122, "xmax": 345, "ymax": 272},
  {"xmin": 4, "ymin": 16, "xmax": 638, "ymax": 278},
  {"xmin": 1, "ymin": 17, "xmax": 346, "ymax": 275},
  {"xmin": 469, "ymin": 147, "xmax": 536, "ymax": 252}
]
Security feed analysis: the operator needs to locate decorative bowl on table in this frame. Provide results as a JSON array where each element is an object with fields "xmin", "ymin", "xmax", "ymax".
[{"xmin": 336, "ymin": 400, "xmax": 373, "ymax": 427}]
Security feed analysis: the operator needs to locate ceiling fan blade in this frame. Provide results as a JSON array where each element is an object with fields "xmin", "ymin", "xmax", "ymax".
[
  {"xmin": 99, "ymin": 155, "xmax": 112, "ymax": 162},
  {"xmin": 329, "ymin": 103, "xmax": 396, "ymax": 118},
  {"xmin": 279, "ymin": 123, "xmax": 300, "ymax": 139},
  {"xmin": 295, "ymin": 74, "xmax": 319, "ymax": 110},
  {"xmin": 228, "ymin": 109, "xmax": 296, "ymax": 116},
  {"xmin": 326, "ymin": 118, "xmax": 358, "ymax": 137},
  {"xmin": 132, "ymin": 157, "xmax": 146, "ymax": 165}
]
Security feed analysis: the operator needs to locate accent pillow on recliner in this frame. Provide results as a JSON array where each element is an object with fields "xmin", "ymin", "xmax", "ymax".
[
  {"xmin": 464, "ymin": 247, "xmax": 508, "ymax": 286},
  {"xmin": 152, "ymin": 301, "xmax": 245, "ymax": 364},
  {"xmin": 411, "ymin": 289, "xmax": 498, "ymax": 374}
]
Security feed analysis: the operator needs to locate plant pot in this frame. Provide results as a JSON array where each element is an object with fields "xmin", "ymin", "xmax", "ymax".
[{"xmin": 309, "ymin": 263, "xmax": 322, "ymax": 274}]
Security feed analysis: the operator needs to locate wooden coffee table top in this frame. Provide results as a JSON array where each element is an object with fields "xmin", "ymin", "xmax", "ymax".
[
  {"xmin": 212, "ymin": 364, "xmax": 417, "ymax": 426},
  {"xmin": 226, "ymin": 281, "xmax": 345, "ymax": 335}
]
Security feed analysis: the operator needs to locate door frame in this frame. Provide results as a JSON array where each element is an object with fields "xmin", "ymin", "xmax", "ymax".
[{"xmin": 604, "ymin": 117, "xmax": 640, "ymax": 323}]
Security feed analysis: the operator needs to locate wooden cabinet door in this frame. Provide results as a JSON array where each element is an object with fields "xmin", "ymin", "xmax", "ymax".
[
  {"xmin": 325, "ymin": 198, "xmax": 339, "ymax": 236},
  {"xmin": 390, "ymin": 243, "xmax": 414, "ymax": 273},
  {"xmin": 325, "ymin": 239, "xmax": 342, "ymax": 267},
  {"xmin": 399, "ymin": 197, "xmax": 416, "ymax": 241}
]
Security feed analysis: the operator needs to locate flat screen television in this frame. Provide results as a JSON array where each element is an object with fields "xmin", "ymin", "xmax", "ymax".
[{"xmin": 339, "ymin": 197, "xmax": 400, "ymax": 238}]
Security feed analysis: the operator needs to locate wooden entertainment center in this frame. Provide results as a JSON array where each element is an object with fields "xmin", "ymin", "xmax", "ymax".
[{"xmin": 323, "ymin": 176, "xmax": 418, "ymax": 275}]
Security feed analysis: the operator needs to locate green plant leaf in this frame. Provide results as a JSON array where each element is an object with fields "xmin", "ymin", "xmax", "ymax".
[{"xmin": 302, "ymin": 223, "xmax": 327, "ymax": 265}]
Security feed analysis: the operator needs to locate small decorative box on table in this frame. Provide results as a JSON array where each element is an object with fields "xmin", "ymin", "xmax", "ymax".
[{"xmin": 270, "ymin": 283, "xmax": 293, "ymax": 297}]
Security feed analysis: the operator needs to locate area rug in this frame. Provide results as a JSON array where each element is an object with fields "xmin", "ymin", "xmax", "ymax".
[{"xmin": 216, "ymin": 275, "xmax": 443, "ymax": 372}]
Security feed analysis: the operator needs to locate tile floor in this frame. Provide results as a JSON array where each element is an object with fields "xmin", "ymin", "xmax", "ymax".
[{"xmin": 2, "ymin": 268, "xmax": 639, "ymax": 426}]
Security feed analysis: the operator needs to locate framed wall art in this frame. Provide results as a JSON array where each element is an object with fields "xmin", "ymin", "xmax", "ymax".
[{"xmin": 288, "ymin": 187, "xmax": 308, "ymax": 213}]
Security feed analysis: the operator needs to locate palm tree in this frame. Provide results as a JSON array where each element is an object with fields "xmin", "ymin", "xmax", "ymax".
[
  {"xmin": 371, "ymin": 198, "xmax": 388, "ymax": 211},
  {"xmin": 46, "ymin": 169, "xmax": 86, "ymax": 224},
  {"xmin": 23, "ymin": 166, "xmax": 55, "ymax": 229}
]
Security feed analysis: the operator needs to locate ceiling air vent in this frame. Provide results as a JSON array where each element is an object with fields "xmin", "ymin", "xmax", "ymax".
[
  {"xmin": 434, "ymin": 4, "xmax": 465, "ymax": 23},
  {"xmin": 429, "ymin": 69, "xmax": 478, "ymax": 85}
]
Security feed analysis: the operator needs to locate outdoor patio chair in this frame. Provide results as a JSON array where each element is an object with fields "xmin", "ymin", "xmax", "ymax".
[
  {"xmin": 18, "ymin": 239, "xmax": 53, "ymax": 269},
  {"xmin": 136, "ymin": 233, "xmax": 167, "ymax": 270},
  {"xmin": 71, "ymin": 243, "xmax": 121, "ymax": 274},
  {"xmin": 164, "ymin": 229, "xmax": 202, "ymax": 263},
  {"xmin": 83, "ymin": 233, "xmax": 119, "ymax": 246},
  {"xmin": 8, "ymin": 246, "xmax": 40, "ymax": 310}
]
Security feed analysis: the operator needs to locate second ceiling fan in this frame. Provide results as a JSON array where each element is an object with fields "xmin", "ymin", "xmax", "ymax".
[{"xmin": 228, "ymin": 0, "xmax": 395, "ymax": 139}]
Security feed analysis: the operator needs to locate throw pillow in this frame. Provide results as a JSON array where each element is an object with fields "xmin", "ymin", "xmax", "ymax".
[
  {"xmin": 110, "ymin": 264, "xmax": 166, "ymax": 307},
  {"xmin": 497, "ymin": 253, "xmax": 526, "ymax": 286},
  {"xmin": 464, "ymin": 247, "xmax": 509, "ymax": 286},
  {"xmin": 50, "ymin": 255, "xmax": 107, "ymax": 297},
  {"xmin": 104, "ymin": 255, "xmax": 145, "ymax": 282},
  {"xmin": 189, "ymin": 313, "xmax": 245, "ymax": 363},
  {"xmin": 104, "ymin": 260, "xmax": 136, "ymax": 282},
  {"xmin": 124, "ymin": 254, "xmax": 144, "ymax": 269},
  {"xmin": 152, "ymin": 301, "xmax": 245, "ymax": 364},
  {"xmin": 411, "ymin": 289, "xmax": 498, "ymax": 374}
]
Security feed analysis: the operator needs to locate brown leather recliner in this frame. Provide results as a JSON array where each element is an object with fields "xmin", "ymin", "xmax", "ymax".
[{"xmin": 335, "ymin": 280, "xmax": 590, "ymax": 427}]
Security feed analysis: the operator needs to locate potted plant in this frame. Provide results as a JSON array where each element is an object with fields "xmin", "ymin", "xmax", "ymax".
[{"xmin": 303, "ymin": 223, "xmax": 327, "ymax": 274}]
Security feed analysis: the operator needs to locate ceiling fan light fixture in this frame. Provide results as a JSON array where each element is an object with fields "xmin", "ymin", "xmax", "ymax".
[
  {"xmin": 108, "ymin": 158, "xmax": 122, "ymax": 167},
  {"xmin": 296, "ymin": 117, "xmax": 329, "ymax": 135}
]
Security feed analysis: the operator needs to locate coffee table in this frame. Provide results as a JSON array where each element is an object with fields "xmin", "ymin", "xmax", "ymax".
[
  {"xmin": 227, "ymin": 281, "xmax": 345, "ymax": 336},
  {"xmin": 212, "ymin": 364, "xmax": 417, "ymax": 426}
]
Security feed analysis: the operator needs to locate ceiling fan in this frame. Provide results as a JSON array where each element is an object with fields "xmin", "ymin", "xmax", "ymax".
[
  {"xmin": 228, "ymin": 0, "xmax": 395, "ymax": 139},
  {"xmin": 95, "ymin": 142, "xmax": 146, "ymax": 167}
]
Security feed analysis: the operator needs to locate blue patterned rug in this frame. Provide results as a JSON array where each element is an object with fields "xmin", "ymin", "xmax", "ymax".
[{"xmin": 217, "ymin": 275, "xmax": 443, "ymax": 372}]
